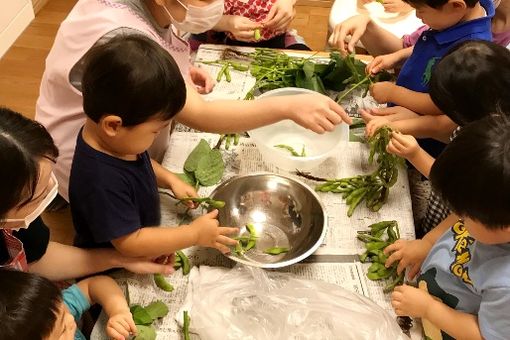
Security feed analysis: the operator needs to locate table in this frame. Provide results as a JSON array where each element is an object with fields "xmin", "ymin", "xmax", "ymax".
[{"xmin": 91, "ymin": 45, "xmax": 422, "ymax": 339}]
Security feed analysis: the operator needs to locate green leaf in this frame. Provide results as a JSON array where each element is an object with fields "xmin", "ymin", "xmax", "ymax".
[
  {"xmin": 130, "ymin": 305, "xmax": 153, "ymax": 326},
  {"xmin": 145, "ymin": 301, "xmax": 169, "ymax": 320},
  {"xmin": 175, "ymin": 171, "xmax": 197, "ymax": 186},
  {"xmin": 184, "ymin": 139, "xmax": 211, "ymax": 173},
  {"xmin": 134, "ymin": 324, "xmax": 157, "ymax": 340},
  {"xmin": 195, "ymin": 149, "xmax": 224, "ymax": 186},
  {"xmin": 302, "ymin": 60, "xmax": 315, "ymax": 79}
]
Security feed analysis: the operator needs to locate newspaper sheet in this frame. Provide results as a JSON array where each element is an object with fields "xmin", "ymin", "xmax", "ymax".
[
  {"xmin": 160, "ymin": 132, "xmax": 415, "ymax": 257},
  {"xmin": 193, "ymin": 44, "xmax": 381, "ymax": 119}
]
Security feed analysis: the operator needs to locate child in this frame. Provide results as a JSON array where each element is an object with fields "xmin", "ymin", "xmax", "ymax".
[
  {"xmin": 385, "ymin": 115, "xmax": 510, "ymax": 339},
  {"xmin": 190, "ymin": 0, "xmax": 309, "ymax": 50},
  {"xmin": 0, "ymin": 270, "xmax": 135, "ymax": 340},
  {"xmin": 69, "ymin": 34, "xmax": 238, "ymax": 257},
  {"xmin": 364, "ymin": 40, "xmax": 510, "ymax": 233}
]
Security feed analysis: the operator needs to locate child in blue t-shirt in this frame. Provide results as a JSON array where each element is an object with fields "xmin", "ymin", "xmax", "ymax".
[
  {"xmin": 0, "ymin": 270, "xmax": 135, "ymax": 340},
  {"xmin": 383, "ymin": 115, "xmax": 510, "ymax": 339},
  {"xmin": 69, "ymin": 34, "xmax": 238, "ymax": 258}
]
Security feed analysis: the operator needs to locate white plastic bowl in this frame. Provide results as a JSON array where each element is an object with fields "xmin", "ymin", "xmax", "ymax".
[{"xmin": 249, "ymin": 88, "xmax": 348, "ymax": 171}]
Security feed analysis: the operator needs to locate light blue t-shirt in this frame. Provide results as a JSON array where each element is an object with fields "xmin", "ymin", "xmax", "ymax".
[
  {"xmin": 419, "ymin": 220, "xmax": 510, "ymax": 340},
  {"xmin": 62, "ymin": 284, "xmax": 91, "ymax": 340}
]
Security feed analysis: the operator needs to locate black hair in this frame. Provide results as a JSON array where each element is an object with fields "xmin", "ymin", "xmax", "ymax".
[
  {"xmin": 404, "ymin": 0, "xmax": 478, "ymax": 9},
  {"xmin": 430, "ymin": 40, "xmax": 510, "ymax": 126},
  {"xmin": 0, "ymin": 270, "xmax": 62, "ymax": 340},
  {"xmin": 430, "ymin": 115, "xmax": 510, "ymax": 229},
  {"xmin": 82, "ymin": 34, "xmax": 186, "ymax": 126},
  {"xmin": 0, "ymin": 107, "xmax": 59, "ymax": 219}
]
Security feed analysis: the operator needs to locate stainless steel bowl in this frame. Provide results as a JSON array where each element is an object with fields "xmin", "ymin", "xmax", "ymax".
[{"xmin": 209, "ymin": 173, "xmax": 327, "ymax": 268}]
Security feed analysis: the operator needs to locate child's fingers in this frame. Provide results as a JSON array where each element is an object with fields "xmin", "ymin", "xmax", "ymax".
[
  {"xmin": 385, "ymin": 249, "xmax": 403, "ymax": 268},
  {"xmin": 218, "ymin": 226, "xmax": 240, "ymax": 236},
  {"xmin": 127, "ymin": 317, "xmax": 137, "ymax": 335},
  {"xmin": 216, "ymin": 234, "xmax": 238, "ymax": 246},
  {"xmin": 214, "ymin": 242, "xmax": 231, "ymax": 254},
  {"xmin": 389, "ymin": 137, "xmax": 406, "ymax": 152},
  {"xmin": 204, "ymin": 209, "xmax": 219, "ymax": 219},
  {"xmin": 106, "ymin": 326, "xmax": 125, "ymax": 340},
  {"xmin": 360, "ymin": 109, "xmax": 374, "ymax": 122},
  {"xmin": 408, "ymin": 263, "xmax": 420, "ymax": 281},
  {"xmin": 386, "ymin": 141, "xmax": 400, "ymax": 155},
  {"xmin": 391, "ymin": 131, "xmax": 409, "ymax": 144}
]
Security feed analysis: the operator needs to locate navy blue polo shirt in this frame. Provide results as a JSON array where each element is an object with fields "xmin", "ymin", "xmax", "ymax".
[
  {"xmin": 69, "ymin": 130, "xmax": 160, "ymax": 248},
  {"xmin": 397, "ymin": 0, "xmax": 494, "ymax": 94},
  {"xmin": 396, "ymin": 0, "xmax": 493, "ymax": 157}
]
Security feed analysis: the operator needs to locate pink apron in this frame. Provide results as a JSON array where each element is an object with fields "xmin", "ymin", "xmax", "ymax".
[
  {"xmin": 0, "ymin": 230, "xmax": 28, "ymax": 271},
  {"xmin": 36, "ymin": 0, "xmax": 190, "ymax": 201}
]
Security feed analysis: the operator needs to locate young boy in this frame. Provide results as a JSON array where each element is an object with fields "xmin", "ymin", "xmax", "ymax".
[
  {"xmin": 69, "ymin": 34, "xmax": 238, "ymax": 258},
  {"xmin": 0, "ymin": 270, "xmax": 135, "ymax": 340},
  {"xmin": 385, "ymin": 115, "xmax": 510, "ymax": 339}
]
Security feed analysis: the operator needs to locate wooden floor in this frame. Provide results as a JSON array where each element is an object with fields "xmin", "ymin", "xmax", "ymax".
[{"xmin": 0, "ymin": 0, "xmax": 331, "ymax": 244}]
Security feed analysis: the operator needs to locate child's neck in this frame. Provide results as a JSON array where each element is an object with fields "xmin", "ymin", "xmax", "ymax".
[
  {"xmin": 82, "ymin": 120, "xmax": 137, "ymax": 161},
  {"xmin": 461, "ymin": 2, "xmax": 486, "ymax": 23},
  {"xmin": 494, "ymin": 1, "xmax": 510, "ymax": 32}
]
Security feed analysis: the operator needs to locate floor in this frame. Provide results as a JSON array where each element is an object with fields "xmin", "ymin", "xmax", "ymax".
[{"xmin": 0, "ymin": 0, "xmax": 332, "ymax": 244}]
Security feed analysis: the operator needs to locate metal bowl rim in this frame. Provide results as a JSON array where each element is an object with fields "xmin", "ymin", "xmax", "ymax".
[{"xmin": 209, "ymin": 172, "xmax": 328, "ymax": 268}]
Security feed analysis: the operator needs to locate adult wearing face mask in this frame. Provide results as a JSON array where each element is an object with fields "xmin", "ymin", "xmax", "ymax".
[
  {"xmin": 36, "ymin": 0, "xmax": 352, "ymax": 202},
  {"xmin": 0, "ymin": 107, "xmax": 174, "ymax": 278}
]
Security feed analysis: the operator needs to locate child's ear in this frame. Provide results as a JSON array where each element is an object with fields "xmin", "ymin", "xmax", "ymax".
[
  {"xmin": 449, "ymin": 0, "xmax": 467, "ymax": 10},
  {"xmin": 100, "ymin": 115, "xmax": 123, "ymax": 137}
]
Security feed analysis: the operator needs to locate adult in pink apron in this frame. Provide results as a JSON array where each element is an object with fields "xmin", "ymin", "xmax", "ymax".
[
  {"xmin": 0, "ymin": 107, "xmax": 174, "ymax": 278},
  {"xmin": 36, "ymin": 0, "xmax": 351, "ymax": 201}
]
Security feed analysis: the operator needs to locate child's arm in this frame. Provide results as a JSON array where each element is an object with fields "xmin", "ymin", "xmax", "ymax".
[
  {"xmin": 28, "ymin": 242, "xmax": 173, "ymax": 281},
  {"xmin": 329, "ymin": 15, "xmax": 404, "ymax": 56},
  {"xmin": 386, "ymin": 132, "xmax": 434, "ymax": 178},
  {"xmin": 370, "ymin": 84, "xmax": 443, "ymax": 115},
  {"xmin": 77, "ymin": 276, "xmax": 137, "ymax": 340},
  {"xmin": 366, "ymin": 47, "xmax": 413, "ymax": 75},
  {"xmin": 392, "ymin": 285, "xmax": 482, "ymax": 340},
  {"xmin": 111, "ymin": 210, "xmax": 238, "ymax": 258},
  {"xmin": 384, "ymin": 213, "xmax": 458, "ymax": 279},
  {"xmin": 151, "ymin": 159, "xmax": 197, "ymax": 202},
  {"xmin": 391, "ymin": 115, "xmax": 458, "ymax": 143}
]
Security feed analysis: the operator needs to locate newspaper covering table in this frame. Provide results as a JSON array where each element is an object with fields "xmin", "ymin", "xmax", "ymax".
[{"xmin": 91, "ymin": 45, "xmax": 421, "ymax": 339}]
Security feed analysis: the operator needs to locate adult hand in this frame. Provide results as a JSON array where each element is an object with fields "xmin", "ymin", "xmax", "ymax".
[
  {"xmin": 329, "ymin": 15, "xmax": 371, "ymax": 55},
  {"xmin": 120, "ymin": 255, "xmax": 175, "ymax": 275},
  {"xmin": 387, "ymin": 132, "xmax": 420, "ymax": 160},
  {"xmin": 285, "ymin": 93, "xmax": 352, "ymax": 133},
  {"xmin": 106, "ymin": 312, "xmax": 137, "ymax": 340},
  {"xmin": 369, "ymin": 81, "xmax": 396, "ymax": 104},
  {"xmin": 189, "ymin": 210, "xmax": 239, "ymax": 254},
  {"xmin": 189, "ymin": 66, "xmax": 215, "ymax": 94},
  {"xmin": 361, "ymin": 109, "xmax": 393, "ymax": 137},
  {"xmin": 384, "ymin": 238, "xmax": 433, "ymax": 279},
  {"xmin": 392, "ymin": 284, "xmax": 434, "ymax": 318},
  {"xmin": 263, "ymin": 0, "xmax": 296, "ymax": 33},
  {"xmin": 381, "ymin": 0, "xmax": 413, "ymax": 13},
  {"xmin": 226, "ymin": 15, "xmax": 262, "ymax": 42}
]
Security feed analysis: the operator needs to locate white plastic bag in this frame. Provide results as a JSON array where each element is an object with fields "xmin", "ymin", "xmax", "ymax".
[{"xmin": 177, "ymin": 265, "xmax": 406, "ymax": 340}]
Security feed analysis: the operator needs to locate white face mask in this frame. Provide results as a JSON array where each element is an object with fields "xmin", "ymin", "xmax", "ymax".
[
  {"xmin": 163, "ymin": 0, "xmax": 225, "ymax": 34},
  {"xmin": 1, "ymin": 172, "xmax": 58, "ymax": 230}
]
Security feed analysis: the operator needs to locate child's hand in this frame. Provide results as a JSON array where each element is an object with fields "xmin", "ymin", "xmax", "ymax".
[
  {"xmin": 263, "ymin": 0, "xmax": 296, "ymax": 33},
  {"xmin": 366, "ymin": 52, "xmax": 401, "ymax": 75},
  {"xmin": 169, "ymin": 177, "xmax": 199, "ymax": 209},
  {"xmin": 392, "ymin": 284, "xmax": 434, "ymax": 318},
  {"xmin": 227, "ymin": 16, "xmax": 262, "ymax": 42},
  {"xmin": 369, "ymin": 81, "xmax": 396, "ymax": 104},
  {"xmin": 361, "ymin": 109, "xmax": 393, "ymax": 137},
  {"xmin": 384, "ymin": 239, "xmax": 432, "ymax": 280},
  {"xmin": 369, "ymin": 106, "xmax": 419, "ymax": 120},
  {"xmin": 189, "ymin": 66, "xmax": 215, "ymax": 94},
  {"xmin": 106, "ymin": 311, "xmax": 137, "ymax": 340},
  {"xmin": 190, "ymin": 210, "xmax": 239, "ymax": 254},
  {"xmin": 329, "ymin": 15, "xmax": 371, "ymax": 54},
  {"xmin": 387, "ymin": 132, "xmax": 420, "ymax": 160},
  {"xmin": 120, "ymin": 255, "xmax": 175, "ymax": 275}
]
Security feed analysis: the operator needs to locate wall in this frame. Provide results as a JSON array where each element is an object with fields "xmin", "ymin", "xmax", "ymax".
[{"xmin": 0, "ymin": 0, "xmax": 35, "ymax": 58}]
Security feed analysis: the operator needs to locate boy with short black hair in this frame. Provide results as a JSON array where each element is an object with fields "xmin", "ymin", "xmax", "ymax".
[
  {"xmin": 69, "ymin": 34, "xmax": 238, "ymax": 258},
  {"xmin": 386, "ymin": 115, "xmax": 510, "ymax": 339}
]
